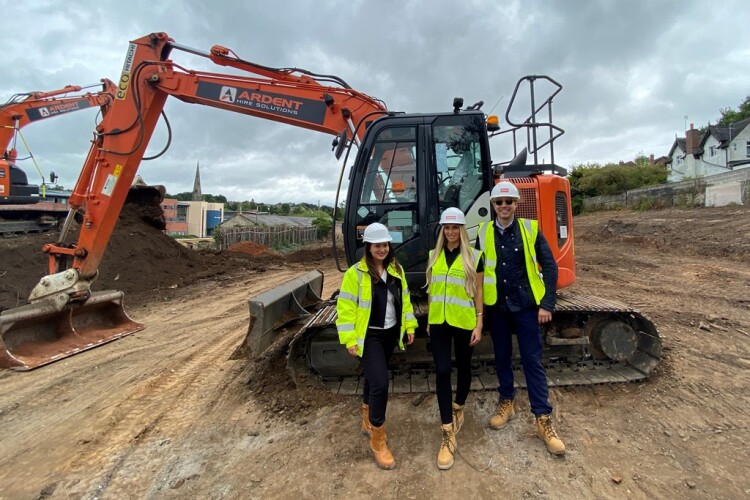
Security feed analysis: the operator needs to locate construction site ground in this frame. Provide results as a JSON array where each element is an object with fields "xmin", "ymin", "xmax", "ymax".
[{"xmin": 1, "ymin": 204, "xmax": 749, "ymax": 499}]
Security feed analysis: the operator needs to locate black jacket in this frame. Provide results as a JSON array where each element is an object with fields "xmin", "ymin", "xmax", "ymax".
[{"xmin": 478, "ymin": 218, "xmax": 558, "ymax": 312}]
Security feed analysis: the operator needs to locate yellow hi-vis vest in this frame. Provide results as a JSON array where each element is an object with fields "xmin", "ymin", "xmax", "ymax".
[
  {"xmin": 336, "ymin": 259, "xmax": 418, "ymax": 357},
  {"xmin": 428, "ymin": 247, "xmax": 483, "ymax": 329},
  {"xmin": 477, "ymin": 218, "xmax": 546, "ymax": 306}
]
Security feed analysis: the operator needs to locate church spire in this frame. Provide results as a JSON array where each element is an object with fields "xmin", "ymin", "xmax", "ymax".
[{"xmin": 191, "ymin": 161, "xmax": 202, "ymax": 201}]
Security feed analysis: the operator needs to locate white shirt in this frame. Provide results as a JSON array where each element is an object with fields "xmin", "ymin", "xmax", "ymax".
[{"xmin": 381, "ymin": 269, "xmax": 397, "ymax": 329}]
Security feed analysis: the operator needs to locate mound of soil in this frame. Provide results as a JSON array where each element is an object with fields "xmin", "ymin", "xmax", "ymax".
[
  {"xmin": 0, "ymin": 202, "xmax": 266, "ymax": 312},
  {"xmin": 228, "ymin": 241, "xmax": 278, "ymax": 257},
  {"xmin": 244, "ymin": 326, "xmax": 346, "ymax": 417},
  {"xmin": 284, "ymin": 242, "xmax": 344, "ymax": 264}
]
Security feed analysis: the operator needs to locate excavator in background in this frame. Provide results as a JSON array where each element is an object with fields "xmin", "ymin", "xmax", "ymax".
[
  {"xmin": 0, "ymin": 80, "xmax": 116, "ymax": 234},
  {"xmin": 0, "ymin": 33, "xmax": 661, "ymax": 388}
]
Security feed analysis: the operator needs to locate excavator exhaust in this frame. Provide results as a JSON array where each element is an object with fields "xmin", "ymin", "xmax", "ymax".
[{"xmin": 0, "ymin": 290, "xmax": 143, "ymax": 370}]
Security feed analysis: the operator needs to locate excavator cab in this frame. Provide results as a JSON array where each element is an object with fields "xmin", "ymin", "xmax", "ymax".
[
  {"xmin": 0, "ymin": 160, "xmax": 40, "ymax": 204},
  {"xmin": 343, "ymin": 110, "xmax": 494, "ymax": 289}
]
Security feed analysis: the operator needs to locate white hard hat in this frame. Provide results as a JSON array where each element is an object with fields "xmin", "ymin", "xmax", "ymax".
[
  {"xmin": 490, "ymin": 181, "xmax": 520, "ymax": 200},
  {"xmin": 362, "ymin": 223, "xmax": 392, "ymax": 243},
  {"xmin": 439, "ymin": 207, "xmax": 466, "ymax": 225}
]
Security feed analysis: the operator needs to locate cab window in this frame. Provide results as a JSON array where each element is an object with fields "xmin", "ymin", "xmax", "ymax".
[
  {"xmin": 433, "ymin": 118, "xmax": 484, "ymax": 213},
  {"xmin": 359, "ymin": 127, "xmax": 417, "ymax": 205}
]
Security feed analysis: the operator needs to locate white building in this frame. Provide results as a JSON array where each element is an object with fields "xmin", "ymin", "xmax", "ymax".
[{"xmin": 667, "ymin": 118, "xmax": 750, "ymax": 182}]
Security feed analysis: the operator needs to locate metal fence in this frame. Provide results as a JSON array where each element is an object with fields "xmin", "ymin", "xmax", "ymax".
[{"xmin": 219, "ymin": 225, "xmax": 319, "ymax": 249}]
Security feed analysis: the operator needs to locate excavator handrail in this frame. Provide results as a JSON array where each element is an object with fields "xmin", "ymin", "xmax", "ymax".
[{"xmin": 494, "ymin": 75, "xmax": 565, "ymax": 167}]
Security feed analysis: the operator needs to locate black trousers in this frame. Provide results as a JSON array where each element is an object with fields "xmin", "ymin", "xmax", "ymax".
[
  {"xmin": 430, "ymin": 322, "xmax": 474, "ymax": 425},
  {"xmin": 360, "ymin": 325, "xmax": 399, "ymax": 427}
]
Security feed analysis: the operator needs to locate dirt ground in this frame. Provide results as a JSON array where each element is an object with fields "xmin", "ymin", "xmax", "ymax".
[{"xmin": 0, "ymin": 205, "xmax": 749, "ymax": 499}]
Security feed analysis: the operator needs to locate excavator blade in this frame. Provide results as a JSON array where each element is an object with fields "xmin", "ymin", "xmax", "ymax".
[
  {"xmin": 0, "ymin": 290, "xmax": 143, "ymax": 370},
  {"xmin": 237, "ymin": 270, "xmax": 324, "ymax": 359}
]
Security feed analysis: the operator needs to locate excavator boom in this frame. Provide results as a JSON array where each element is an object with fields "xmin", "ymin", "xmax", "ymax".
[
  {"xmin": 0, "ymin": 32, "xmax": 388, "ymax": 369},
  {"xmin": 1, "ymin": 81, "xmax": 115, "ymax": 159}
]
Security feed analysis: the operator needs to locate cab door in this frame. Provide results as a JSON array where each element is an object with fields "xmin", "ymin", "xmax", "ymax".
[
  {"xmin": 344, "ymin": 112, "xmax": 492, "ymax": 288},
  {"xmin": 345, "ymin": 120, "xmax": 426, "ymax": 280}
]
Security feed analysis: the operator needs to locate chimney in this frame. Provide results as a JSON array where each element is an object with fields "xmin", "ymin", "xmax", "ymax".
[
  {"xmin": 685, "ymin": 123, "xmax": 699, "ymax": 155},
  {"xmin": 649, "ymin": 154, "xmax": 655, "ymax": 164}
]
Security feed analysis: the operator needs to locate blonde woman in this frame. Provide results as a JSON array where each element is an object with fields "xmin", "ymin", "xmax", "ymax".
[{"xmin": 425, "ymin": 207, "xmax": 483, "ymax": 470}]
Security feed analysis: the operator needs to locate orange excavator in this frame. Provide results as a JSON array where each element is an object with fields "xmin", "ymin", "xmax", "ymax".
[
  {"xmin": 0, "ymin": 80, "xmax": 116, "ymax": 234},
  {"xmin": 0, "ymin": 33, "xmax": 661, "ymax": 388}
]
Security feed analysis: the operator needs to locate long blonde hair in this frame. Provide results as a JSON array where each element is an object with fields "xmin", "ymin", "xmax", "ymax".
[{"xmin": 425, "ymin": 225, "xmax": 477, "ymax": 297}]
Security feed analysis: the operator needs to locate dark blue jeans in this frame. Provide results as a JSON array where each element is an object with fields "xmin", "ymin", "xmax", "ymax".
[
  {"xmin": 360, "ymin": 325, "xmax": 399, "ymax": 427},
  {"xmin": 488, "ymin": 306, "xmax": 553, "ymax": 416}
]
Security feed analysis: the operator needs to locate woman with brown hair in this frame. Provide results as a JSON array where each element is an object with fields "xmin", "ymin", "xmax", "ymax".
[{"xmin": 336, "ymin": 222, "xmax": 418, "ymax": 469}]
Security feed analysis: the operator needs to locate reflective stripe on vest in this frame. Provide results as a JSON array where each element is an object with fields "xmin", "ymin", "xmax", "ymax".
[
  {"xmin": 355, "ymin": 268, "xmax": 372, "ymax": 309},
  {"xmin": 478, "ymin": 218, "xmax": 545, "ymax": 306},
  {"xmin": 427, "ymin": 247, "xmax": 482, "ymax": 329},
  {"xmin": 337, "ymin": 260, "xmax": 415, "ymax": 356},
  {"xmin": 477, "ymin": 222, "xmax": 498, "ymax": 305},
  {"xmin": 518, "ymin": 218, "xmax": 546, "ymax": 305}
]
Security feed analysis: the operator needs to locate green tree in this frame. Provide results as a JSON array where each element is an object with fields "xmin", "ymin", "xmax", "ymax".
[
  {"xmin": 165, "ymin": 191, "xmax": 193, "ymax": 201},
  {"xmin": 568, "ymin": 156, "xmax": 667, "ymax": 214},
  {"xmin": 311, "ymin": 213, "xmax": 333, "ymax": 239},
  {"xmin": 203, "ymin": 194, "xmax": 227, "ymax": 203},
  {"xmin": 718, "ymin": 94, "xmax": 750, "ymax": 126}
]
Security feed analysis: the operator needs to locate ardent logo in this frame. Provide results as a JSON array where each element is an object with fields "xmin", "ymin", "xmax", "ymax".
[
  {"xmin": 39, "ymin": 107, "xmax": 50, "ymax": 117},
  {"xmin": 220, "ymin": 86, "xmax": 236, "ymax": 103}
]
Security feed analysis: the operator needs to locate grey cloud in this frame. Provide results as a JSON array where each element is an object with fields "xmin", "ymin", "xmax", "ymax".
[{"xmin": 2, "ymin": 0, "xmax": 749, "ymax": 203}]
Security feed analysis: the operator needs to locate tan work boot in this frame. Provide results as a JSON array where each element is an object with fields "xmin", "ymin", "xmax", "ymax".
[
  {"xmin": 489, "ymin": 399, "xmax": 515, "ymax": 429},
  {"xmin": 452, "ymin": 402, "xmax": 464, "ymax": 434},
  {"xmin": 369, "ymin": 424, "xmax": 396, "ymax": 469},
  {"xmin": 361, "ymin": 403, "xmax": 373, "ymax": 438},
  {"xmin": 536, "ymin": 414, "xmax": 566, "ymax": 455},
  {"xmin": 437, "ymin": 423, "xmax": 457, "ymax": 470}
]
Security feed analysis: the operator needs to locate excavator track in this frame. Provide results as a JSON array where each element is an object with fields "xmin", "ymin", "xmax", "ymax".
[{"xmin": 282, "ymin": 289, "xmax": 662, "ymax": 395}]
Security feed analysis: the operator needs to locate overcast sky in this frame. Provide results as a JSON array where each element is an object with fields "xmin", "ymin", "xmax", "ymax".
[{"xmin": 2, "ymin": 0, "xmax": 748, "ymax": 204}]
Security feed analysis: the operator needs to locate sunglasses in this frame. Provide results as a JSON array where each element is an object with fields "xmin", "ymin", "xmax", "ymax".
[{"xmin": 493, "ymin": 199, "xmax": 515, "ymax": 206}]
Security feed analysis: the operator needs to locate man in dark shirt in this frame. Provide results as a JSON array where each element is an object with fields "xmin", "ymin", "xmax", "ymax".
[{"xmin": 476, "ymin": 181, "xmax": 565, "ymax": 455}]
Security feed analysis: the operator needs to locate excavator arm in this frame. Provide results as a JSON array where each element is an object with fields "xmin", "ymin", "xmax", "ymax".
[
  {"xmin": 0, "ymin": 32, "xmax": 388, "ymax": 370},
  {"xmin": 0, "ymin": 80, "xmax": 116, "ymax": 204},
  {"xmin": 53, "ymin": 32, "xmax": 387, "ymax": 282},
  {"xmin": 1, "ymin": 80, "xmax": 116, "ymax": 162}
]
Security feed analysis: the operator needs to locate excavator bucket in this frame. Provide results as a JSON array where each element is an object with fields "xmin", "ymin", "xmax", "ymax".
[
  {"xmin": 0, "ymin": 290, "xmax": 143, "ymax": 370},
  {"xmin": 238, "ymin": 270, "xmax": 324, "ymax": 358}
]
